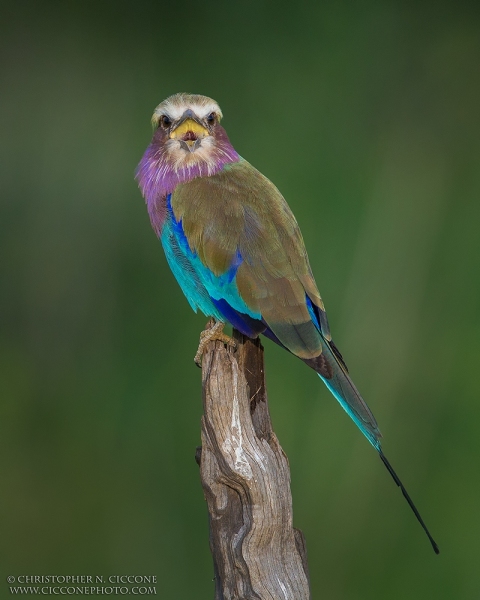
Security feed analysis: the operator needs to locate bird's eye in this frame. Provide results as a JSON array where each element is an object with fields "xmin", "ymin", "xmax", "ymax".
[
  {"xmin": 206, "ymin": 112, "xmax": 216, "ymax": 125},
  {"xmin": 160, "ymin": 115, "xmax": 172, "ymax": 128}
]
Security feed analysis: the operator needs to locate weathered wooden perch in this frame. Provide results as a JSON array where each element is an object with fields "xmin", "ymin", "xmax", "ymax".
[{"xmin": 196, "ymin": 323, "xmax": 311, "ymax": 600}]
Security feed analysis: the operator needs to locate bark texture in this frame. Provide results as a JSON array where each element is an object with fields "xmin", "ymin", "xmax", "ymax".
[{"xmin": 197, "ymin": 325, "xmax": 311, "ymax": 600}]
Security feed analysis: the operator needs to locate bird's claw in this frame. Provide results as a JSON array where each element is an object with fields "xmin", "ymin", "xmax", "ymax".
[{"xmin": 194, "ymin": 321, "xmax": 236, "ymax": 367}]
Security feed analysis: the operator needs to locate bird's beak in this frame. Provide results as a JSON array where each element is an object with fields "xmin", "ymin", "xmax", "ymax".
[{"xmin": 170, "ymin": 114, "xmax": 209, "ymax": 152}]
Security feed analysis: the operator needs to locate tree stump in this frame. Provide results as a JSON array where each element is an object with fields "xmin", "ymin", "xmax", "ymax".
[{"xmin": 196, "ymin": 324, "xmax": 311, "ymax": 600}]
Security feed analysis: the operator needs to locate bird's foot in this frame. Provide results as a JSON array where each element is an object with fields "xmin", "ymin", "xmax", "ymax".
[{"xmin": 194, "ymin": 320, "xmax": 236, "ymax": 367}]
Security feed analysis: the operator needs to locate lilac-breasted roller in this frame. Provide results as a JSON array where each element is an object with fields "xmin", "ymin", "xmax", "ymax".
[{"xmin": 136, "ymin": 93, "xmax": 438, "ymax": 554}]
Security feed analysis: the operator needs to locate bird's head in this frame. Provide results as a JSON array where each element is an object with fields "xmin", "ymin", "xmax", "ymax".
[
  {"xmin": 145, "ymin": 93, "xmax": 238, "ymax": 175},
  {"xmin": 152, "ymin": 93, "xmax": 222, "ymax": 157},
  {"xmin": 136, "ymin": 93, "xmax": 239, "ymax": 224}
]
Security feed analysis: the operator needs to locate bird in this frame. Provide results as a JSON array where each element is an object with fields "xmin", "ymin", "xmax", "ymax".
[{"xmin": 136, "ymin": 93, "xmax": 439, "ymax": 554}]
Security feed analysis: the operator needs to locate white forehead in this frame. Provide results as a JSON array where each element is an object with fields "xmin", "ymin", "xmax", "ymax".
[{"xmin": 152, "ymin": 93, "xmax": 223, "ymax": 122}]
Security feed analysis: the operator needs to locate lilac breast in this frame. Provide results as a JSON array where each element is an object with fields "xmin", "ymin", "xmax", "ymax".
[{"xmin": 135, "ymin": 125, "xmax": 239, "ymax": 235}]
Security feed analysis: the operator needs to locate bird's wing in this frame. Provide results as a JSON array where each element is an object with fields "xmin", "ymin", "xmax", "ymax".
[
  {"xmin": 171, "ymin": 158, "xmax": 382, "ymax": 448},
  {"xmin": 171, "ymin": 158, "xmax": 327, "ymax": 359}
]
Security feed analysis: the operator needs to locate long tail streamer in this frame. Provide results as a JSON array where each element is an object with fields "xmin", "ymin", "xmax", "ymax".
[{"xmin": 379, "ymin": 451, "xmax": 440, "ymax": 554}]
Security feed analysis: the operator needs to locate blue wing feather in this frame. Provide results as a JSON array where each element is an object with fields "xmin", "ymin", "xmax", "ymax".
[{"xmin": 161, "ymin": 194, "xmax": 261, "ymax": 322}]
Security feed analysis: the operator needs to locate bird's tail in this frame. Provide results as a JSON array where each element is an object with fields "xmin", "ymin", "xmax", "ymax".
[
  {"xmin": 379, "ymin": 451, "xmax": 439, "ymax": 553},
  {"xmin": 310, "ymin": 337, "xmax": 383, "ymax": 450},
  {"xmin": 307, "ymin": 338, "xmax": 440, "ymax": 554}
]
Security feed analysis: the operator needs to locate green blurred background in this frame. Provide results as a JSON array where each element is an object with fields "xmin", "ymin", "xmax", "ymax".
[{"xmin": 1, "ymin": 1, "xmax": 479, "ymax": 598}]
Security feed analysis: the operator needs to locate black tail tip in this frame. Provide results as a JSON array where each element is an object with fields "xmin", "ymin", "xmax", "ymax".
[{"xmin": 379, "ymin": 451, "xmax": 440, "ymax": 555}]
